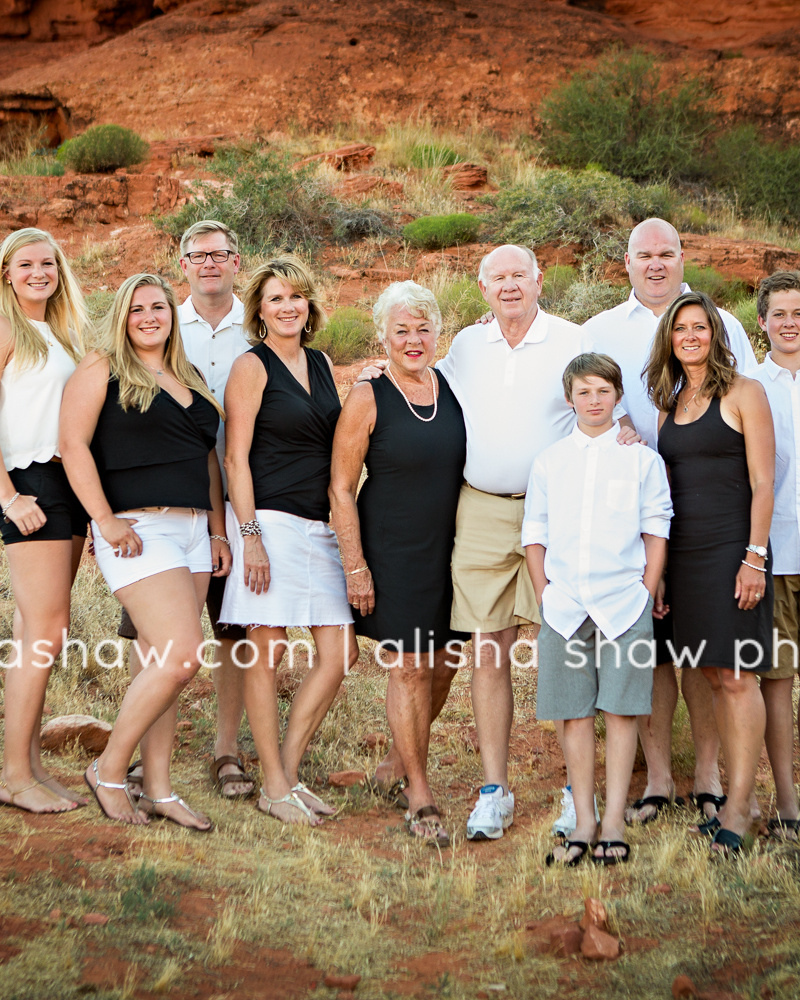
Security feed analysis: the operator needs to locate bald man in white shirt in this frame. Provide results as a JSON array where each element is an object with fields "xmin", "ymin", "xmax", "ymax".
[{"xmin": 581, "ymin": 218, "xmax": 757, "ymax": 826}]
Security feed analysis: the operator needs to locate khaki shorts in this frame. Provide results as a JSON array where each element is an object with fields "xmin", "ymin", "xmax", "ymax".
[
  {"xmin": 767, "ymin": 574, "xmax": 800, "ymax": 682},
  {"xmin": 450, "ymin": 483, "xmax": 539, "ymax": 633}
]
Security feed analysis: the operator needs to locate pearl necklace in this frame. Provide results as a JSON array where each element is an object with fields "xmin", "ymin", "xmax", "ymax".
[{"xmin": 385, "ymin": 365, "xmax": 438, "ymax": 423}]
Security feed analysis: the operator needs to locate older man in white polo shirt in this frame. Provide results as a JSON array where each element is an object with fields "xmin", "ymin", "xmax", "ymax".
[
  {"xmin": 120, "ymin": 220, "xmax": 254, "ymax": 802},
  {"xmin": 581, "ymin": 217, "xmax": 757, "ymax": 828}
]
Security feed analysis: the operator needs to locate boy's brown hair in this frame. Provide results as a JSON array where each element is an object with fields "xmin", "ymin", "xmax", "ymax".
[
  {"xmin": 757, "ymin": 270, "xmax": 800, "ymax": 320},
  {"xmin": 562, "ymin": 352, "xmax": 624, "ymax": 402}
]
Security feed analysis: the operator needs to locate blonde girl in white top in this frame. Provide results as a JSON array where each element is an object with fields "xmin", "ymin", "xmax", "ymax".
[{"xmin": 0, "ymin": 227, "xmax": 88, "ymax": 814}]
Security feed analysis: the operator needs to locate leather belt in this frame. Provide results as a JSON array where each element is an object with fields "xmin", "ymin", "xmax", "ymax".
[{"xmin": 465, "ymin": 482, "xmax": 525, "ymax": 500}]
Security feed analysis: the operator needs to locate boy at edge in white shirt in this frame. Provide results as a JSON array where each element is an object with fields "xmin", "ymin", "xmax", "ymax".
[
  {"xmin": 523, "ymin": 353, "xmax": 672, "ymax": 866},
  {"xmin": 751, "ymin": 271, "xmax": 800, "ymax": 841}
]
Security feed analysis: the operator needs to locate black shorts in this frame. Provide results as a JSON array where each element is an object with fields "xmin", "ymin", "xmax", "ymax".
[
  {"xmin": 0, "ymin": 461, "xmax": 88, "ymax": 545},
  {"xmin": 117, "ymin": 572, "xmax": 246, "ymax": 642}
]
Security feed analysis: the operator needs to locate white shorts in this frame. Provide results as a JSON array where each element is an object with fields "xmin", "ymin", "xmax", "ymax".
[
  {"xmin": 220, "ymin": 505, "xmax": 352, "ymax": 628},
  {"xmin": 92, "ymin": 507, "xmax": 212, "ymax": 594}
]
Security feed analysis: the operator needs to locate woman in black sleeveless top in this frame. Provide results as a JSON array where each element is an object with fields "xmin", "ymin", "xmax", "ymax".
[
  {"xmin": 221, "ymin": 256, "xmax": 357, "ymax": 826},
  {"xmin": 644, "ymin": 291, "xmax": 774, "ymax": 856},
  {"xmin": 330, "ymin": 281, "xmax": 467, "ymax": 848},
  {"xmin": 61, "ymin": 274, "xmax": 228, "ymax": 830}
]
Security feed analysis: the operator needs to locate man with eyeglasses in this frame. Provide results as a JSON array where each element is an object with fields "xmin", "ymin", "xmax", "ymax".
[{"xmin": 119, "ymin": 220, "xmax": 255, "ymax": 805}]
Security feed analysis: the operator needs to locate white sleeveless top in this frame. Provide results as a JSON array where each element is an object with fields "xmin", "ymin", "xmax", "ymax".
[{"xmin": 0, "ymin": 320, "xmax": 77, "ymax": 471}]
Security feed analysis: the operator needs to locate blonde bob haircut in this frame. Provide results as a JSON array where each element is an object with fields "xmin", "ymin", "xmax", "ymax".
[
  {"xmin": 99, "ymin": 273, "xmax": 224, "ymax": 418},
  {"xmin": 242, "ymin": 254, "xmax": 326, "ymax": 347},
  {"xmin": 644, "ymin": 290, "xmax": 736, "ymax": 413},
  {"xmin": 0, "ymin": 227, "xmax": 86, "ymax": 370},
  {"xmin": 373, "ymin": 281, "xmax": 442, "ymax": 345}
]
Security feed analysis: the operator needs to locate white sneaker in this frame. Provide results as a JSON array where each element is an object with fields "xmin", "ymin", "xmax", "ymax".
[
  {"xmin": 551, "ymin": 786, "xmax": 601, "ymax": 837},
  {"xmin": 466, "ymin": 784, "xmax": 515, "ymax": 840}
]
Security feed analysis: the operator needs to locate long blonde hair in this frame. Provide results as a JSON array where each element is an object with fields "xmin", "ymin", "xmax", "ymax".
[
  {"xmin": 99, "ymin": 273, "xmax": 224, "ymax": 418},
  {"xmin": 0, "ymin": 228, "xmax": 86, "ymax": 370}
]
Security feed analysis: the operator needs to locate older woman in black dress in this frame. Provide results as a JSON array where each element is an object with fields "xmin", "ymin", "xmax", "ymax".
[
  {"xmin": 330, "ymin": 281, "xmax": 466, "ymax": 847},
  {"xmin": 644, "ymin": 290, "xmax": 774, "ymax": 856}
]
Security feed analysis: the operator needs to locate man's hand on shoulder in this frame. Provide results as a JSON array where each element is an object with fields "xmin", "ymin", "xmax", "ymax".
[
  {"xmin": 477, "ymin": 310, "xmax": 494, "ymax": 325},
  {"xmin": 355, "ymin": 359, "xmax": 388, "ymax": 383},
  {"xmin": 616, "ymin": 425, "xmax": 646, "ymax": 447}
]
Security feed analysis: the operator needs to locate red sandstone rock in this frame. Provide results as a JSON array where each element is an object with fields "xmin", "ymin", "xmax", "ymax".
[
  {"xmin": 443, "ymin": 163, "xmax": 488, "ymax": 189},
  {"xmin": 40, "ymin": 715, "xmax": 112, "ymax": 754},
  {"xmin": 548, "ymin": 922, "xmax": 583, "ymax": 957},
  {"xmin": 440, "ymin": 755, "xmax": 458, "ymax": 766},
  {"xmin": 323, "ymin": 972, "xmax": 361, "ymax": 990},
  {"xmin": 647, "ymin": 883, "xmax": 673, "ymax": 895},
  {"xmin": 328, "ymin": 265, "xmax": 362, "ymax": 279},
  {"xmin": 579, "ymin": 897, "xmax": 607, "ymax": 931},
  {"xmin": 461, "ymin": 727, "xmax": 480, "ymax": 753},
  {"xmin": 328, "ymin": 770, "xmax": 366, "ymax": 788},
  {"xmin": 362, "ymin": 267, "xmax": 412, "ymax": 281},
  {"xmin": 296, "ymin": 143, "xmax": 376, "ymax": 171},
  {"xmin": 581, "ymin": 923, "xmax": 620, "ymax": 960},
  {"xmin": 359, "ymin": 732, "xmax": 387, "ymax": 750},
  {"xmin": 82, "ymin": 913, "xmax": 110, "ymax": 926},
  {"xmin": 48, "ymin": 909, "xmax": 62, "ymax": 922},
  {"xmin": 334, "ymin": 175, "xmax": 404, "ymax": 199},
  {"xmin": 672, "ymin": 974, "xmax": 698, "ymax": 998}
]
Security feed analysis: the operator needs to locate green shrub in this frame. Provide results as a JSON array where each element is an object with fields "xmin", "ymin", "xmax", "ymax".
[
  {"xmin": 539, "ymin": 48, "xmax": 713, "ymax": 181},
  {"xmin": 729, "ymin": 293, "xmax": 769, "ymax": 359},
  {"xmin": 683, "ymin": 263, "xmax": 746, "ymax": 307},
  {"xmin": 402, "ymin": 213, "xmax": 481, "ymax": 250},
  {"xmin": 56, "ymin": 124, "xmax": 149, "ymax": 173},
  {"xmin": 708, "ymin": 125, "xmax": 800, "ymax": 225},
  {"xmin": 540, "ymin": 264, "xmax": 579, "ymax": 311},
  {"xmin": 409, "ymin": 143, "xmax": 462, "ymax": 169},
  {"xmin": 119, "ymin": 863, "xmax": 176, "ymax": 923},
  {"xmin": 492, "ymin": 168, "xmax": 676, "ymax": 261},
  {"xmin": 160, "ymin": 144, "xmax": 391, "ymax": 255},
  {"xmin": 313, "ymin": 308, "xmax": 376, "ymax": 365},
  {"xmin": 436, "ymin": 275, "xmax": 487, "ymax": 335},
  {"xmin": 556, "ymin": 280, "xmax": 630, "ymax": 325}
]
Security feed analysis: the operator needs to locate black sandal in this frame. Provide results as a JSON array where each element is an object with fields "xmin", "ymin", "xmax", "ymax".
[
  {"xmin": 546, "ymin": 840, "xmax": 591, "ymax": 867},
  {"xmin": 691, "ymin": 792, "xmax": 727, "ymax": 819},
  {"xmin": 625, "ymin": 794, "xmax": 685, "ymax": 825},
  {"xmin": 767, "ymin": 817, "xmax": 799, "ymax": 841},
  {"xmin": 593, "ymin": 840, "xmax": 631, "ymax": 866},
  {"xmin": 711, "ymin": 827, "xmax": 742, "ymax": 856},
  {"xmin": 694, "ymin": 815, "xmax": 721, "ymax": 838}
]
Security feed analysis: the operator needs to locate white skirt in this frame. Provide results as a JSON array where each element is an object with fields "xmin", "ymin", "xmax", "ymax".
[{"xmin": 219, "ymin": 505, "xmax": 353, "ymax": 628}]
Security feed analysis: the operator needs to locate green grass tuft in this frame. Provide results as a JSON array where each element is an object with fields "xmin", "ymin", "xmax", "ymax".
[
  {"xmin": 57, "ymin": 124, "xmax": 149, "ymax": 173},
  {"xmin": 402, "ymin": 213, "xmax": 481, "ymax": 250}
]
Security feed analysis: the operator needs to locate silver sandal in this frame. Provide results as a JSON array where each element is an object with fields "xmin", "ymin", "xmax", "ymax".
[
  {"xmin": 138, "ymin": 791, "xmax": 214, "ymax": 832},
  {"xmin": 83, "ymin": 759, "xmax": 138, "ymax": 820},
  {"xmin": 291, "ymin": 781, "xmax": 335, "ymax": 815},
  {"xmin": 257, "ymin": 788, "xmax": 318, "ymax": 823}
]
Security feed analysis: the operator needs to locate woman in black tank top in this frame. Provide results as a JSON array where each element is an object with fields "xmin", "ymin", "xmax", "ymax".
[
  {"xmin": 645, "ymin": 291, "xmax": 774, "ymax": 857},
  {"xmin": 61, "ymin": 274, "xmax": 228, "ymax": 830},
  {"xmin": 222, "ymin": 256, "xmax": 357, "ymax": 826}
]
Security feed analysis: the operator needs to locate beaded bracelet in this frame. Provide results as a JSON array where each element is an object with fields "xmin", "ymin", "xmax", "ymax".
[
  {"xmin": 239, "ymin": 519, "xmax": 262, "ymax": 537},
  {"xmin": 346, "ymin": 565, "xmax": 369, "ymax": 576},
  {"xmin": 2, "ymin": 491, "xmax": 20, "ymax": 517},
  {"xmin": 741, "ymin": 560, "xmax": 767, "ymax": 573},
  {"xmin": 210, "ymin": 534, "xmax": 229, "ymax": 544}
]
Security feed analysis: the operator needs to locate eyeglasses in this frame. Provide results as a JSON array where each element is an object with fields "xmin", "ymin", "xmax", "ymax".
[{"xmin": 183, "ymin": 250, "xmax": 236, "ymax": 264}]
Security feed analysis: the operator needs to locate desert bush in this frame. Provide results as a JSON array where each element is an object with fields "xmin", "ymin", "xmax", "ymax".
[
  {"xmin": 708, "ymin": 125, "xmax": 800, "ymax": 225},
  {"xmin": 313, "ymin": 307, "xmax": 376, "ymax": 364},
  {"xmin": 729, "ymin": 293, "xmax": 769, "ymax": 358},
  {"xmin": 160, "ymin": 144, "xmax": 390, "ymax": 255},
  {"xmin": 56, "ymin": 124, "xmax": 149, "ymax": 173},
  {"xmin": 683, "ymin": 263, "xmax": 746, "ymax": 306},
  {"xmin": 540, "ymin": 263, "xmax": 579, "ymax": 311},
  {"xmin": 0, "ymin": 121, "xmax": 64, "ymax": 176},
  {"xmin": 0, "ymin": 153, "xmax": 63, "ymax": 177},
  {"xmin": 409, "ymin": 143, "xmax": 462, "ymax": 169},
  {"xmin": 556, "ymin": 279, "xmax": 629, "ymax": 325},
  {"xmin": 539, "ymin": 47, "xmax": 713, "ymax": 181},
  {"xmin": 435, "ymin": 274, "xmax": 487, "ymax": 335},
  {"xmin": 402, "ymin": 213, "xmax": 481, "ymax": 250},
  {"xmin": 492, "ymin": 168, "xmax": 676, "ymax": 261}
]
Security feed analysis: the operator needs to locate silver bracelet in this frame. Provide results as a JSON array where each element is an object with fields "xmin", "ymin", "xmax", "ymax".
[
  {"xmin": 210, "ymin": 534, "xmax": 229, "ymax": 544},
  {"xmin": 239, "ymin": 519, "xmax": 262, "ymax": 537},
  {"xmin": 741, "ymin": 560, "xmax": 767, "ymax": 573},
  {"xmin": 346, "ymin": 565, "xmax": 369, "ymax": 577},
  {"xmin": 2, "ymin": 491, "xmax": 20, "ymax": 516}
]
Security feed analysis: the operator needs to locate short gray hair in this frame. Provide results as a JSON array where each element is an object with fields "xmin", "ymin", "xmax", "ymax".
[
  {"xmin": 478, "ymin": 244, "xmax": 540, "ymax": 284},
  {"xmin": 180, "ymin": 219, "xmax": 239, "ymax": 255},
  {"xmin": 373, "ymin": 281, "xmax": 442, "ymax": 344}
]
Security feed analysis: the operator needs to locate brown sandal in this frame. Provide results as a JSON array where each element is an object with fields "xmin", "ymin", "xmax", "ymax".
[
  {"xmin": 405, "ymin": 805, "xmax": 450, "ymax": 848},
  {"xmin": 209, "ymin": 756, "xmax": 255, "ymax": 799}
]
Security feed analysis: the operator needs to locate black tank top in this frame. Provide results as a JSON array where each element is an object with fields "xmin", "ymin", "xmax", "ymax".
[
  {"xmin": 91, "ymin": 376, "xmax": 219, "ymax": 512},
  {"xmin": 247, "ymin": 344, "xmax": 341, "ymax": 521}
]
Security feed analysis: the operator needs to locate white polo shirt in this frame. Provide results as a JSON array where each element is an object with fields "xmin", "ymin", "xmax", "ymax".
[
  {"xmin": 178, "ymin": 295, "xmax": 250, "ymax": 486},
  {"xmin": 521, "ymin": 422, "xmax": 673, "ymax": 640},
  {"xmin": 436, "ymin": 308, "xmax": 589, "ymax": 495},
  {"xmin": 751, "ymin": 354, "xmax": 800, "ymax": 576},
  {"xmin": 582, "ymin": 285, "xmax": 758, "ymax": 450}
]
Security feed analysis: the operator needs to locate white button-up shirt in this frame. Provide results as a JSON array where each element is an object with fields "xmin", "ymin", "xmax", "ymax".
[
  {"xmin": 521, "ymin": 422, "xmax": 673, "ymax": 640},
  {"xmin": 436, "ymin": 308, "xmax": 590, "ymax": 495},
  {"xmin": 178, "ymin": 295, "xmax": 250, "ymax": 487},
  {"xmin": 751, "ymin": 354, "xmax": 800, "ymax": 575},
  {"xmin": 582, "ymin": 284, "xmax": 757, "ymax": 450}
]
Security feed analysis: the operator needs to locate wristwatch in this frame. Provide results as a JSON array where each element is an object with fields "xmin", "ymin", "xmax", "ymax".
[{"xmin": 746, "ymin": 544, "xmax": 768, "ymax": 560}]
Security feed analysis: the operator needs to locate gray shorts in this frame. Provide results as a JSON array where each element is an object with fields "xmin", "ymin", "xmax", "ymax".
[{"xmin": 536, "ymin": 596, "xmax": 655, "ymax": 720}]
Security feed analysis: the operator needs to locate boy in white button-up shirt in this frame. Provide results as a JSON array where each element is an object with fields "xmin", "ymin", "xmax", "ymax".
[
  {"xmin": 523, "ymin": 354, "xmax": 672, "ymax": 865},
  {"xmin": 751, "ymin": 271, "xmax": 800, "ymax": 841}
]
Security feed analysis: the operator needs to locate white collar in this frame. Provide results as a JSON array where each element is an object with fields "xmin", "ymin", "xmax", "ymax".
[
  {"xmin": 625, "ymin": 282, "xmax": 690, "ymax": 319},
  {"xmin": 180, "ymin": 293, "xmax": 244, "ymax": 328},
  {"xmin": 486, "ymin": 306, "xmax": 548, "ymax": 346},
  {"xmin": 764, "ymin": 352, "xmax": 800, "ymax": 382},
  {"xmin": 570, "ymin": 420, "xmax": 620, "ymax": 449}
]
